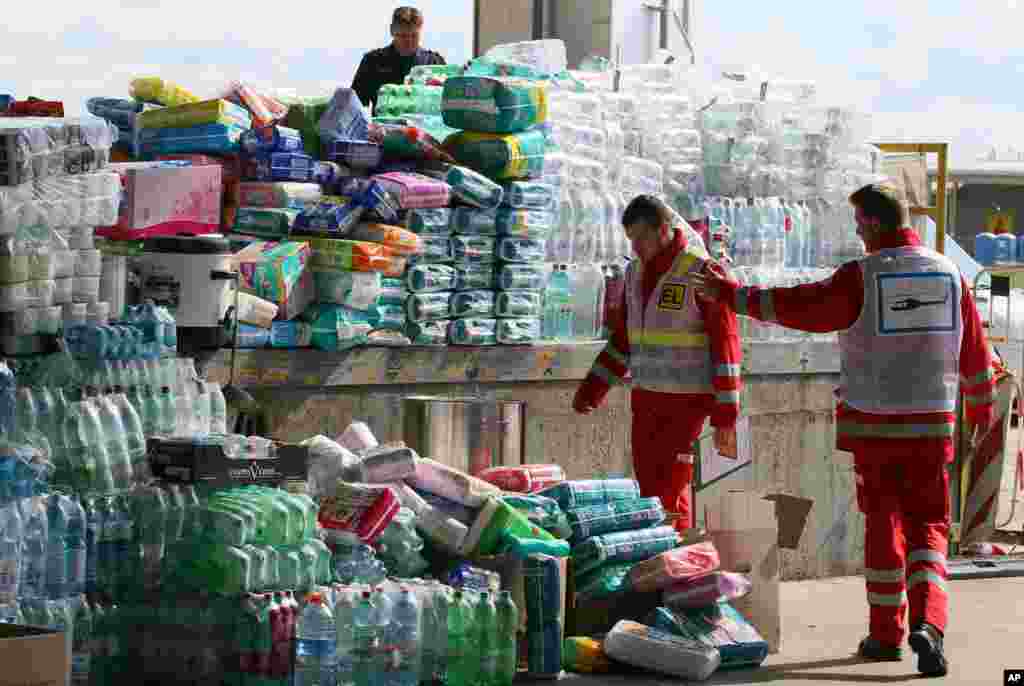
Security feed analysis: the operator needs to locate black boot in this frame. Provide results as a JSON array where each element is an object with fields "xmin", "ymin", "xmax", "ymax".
[
  {"xmin": 908, "ymin": 623, "xmax": 948, "ymax": 677},
  {"xmin": 857, "ymin": 636, "xmax": 903, "ymax": 661}
]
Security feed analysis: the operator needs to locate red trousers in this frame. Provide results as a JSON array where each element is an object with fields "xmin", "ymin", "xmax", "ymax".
[
  {"xmin": 631, "ymin": 393, "xmax": 708, "ymax": 532},
  {"xmin": 854, "ymin": 450, "xmax": 951, "ymax": 645}
]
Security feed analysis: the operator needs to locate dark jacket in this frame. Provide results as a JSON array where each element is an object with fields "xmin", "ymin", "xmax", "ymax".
[{"xmin": 351, "ymin": 44, "xmax": 445, "ymax": 110}]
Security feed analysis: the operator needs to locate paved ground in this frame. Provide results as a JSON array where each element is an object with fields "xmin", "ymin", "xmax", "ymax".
[{"xmin": 535, "ymin": 575, "xmax": 1024, "ymax": 685}]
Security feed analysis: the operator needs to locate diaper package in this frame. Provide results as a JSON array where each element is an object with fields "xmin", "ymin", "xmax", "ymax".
[
  {"xmin": 565, "ymin": 497, "xmax": 667, "ymax": 543},
  {"xmin": 408, "ymin": 236, "xmax": 452, "ymax": 265},
  {"xmin": 443, "ymin": 129, "xmax": 547, "ymax": 181},
  {"xmin": 496, "ymin": 263, "xmax": 548, "ymax": 291},
  {"xmin": 406, "ymin": 264, "xmax": 457, "ymax": 293},
  {"xmin": 449, "ymin": 290, "xmax": 495, "ymax": 318},
  {"xmin": 628, "ymin": 542, "xmax": 722, "ymax": 594},
  {"xmin": 347, "ymin": 223, "xmax": 422, "ymax": 255},
  {"xmin": 454, "ymin": 264, "xmax": 495, "ymax": 291},
  {"xmin": 313, "ymin": 270, "xmax": 382, "ymax": 311},
  {"xmin": 137, "ymin": 99, "xmax": 252, "ymax": 131},
  {"xmin": 404, "ymin": 207, "xmax": 452, "ymax": 235},
  {"xmin": 405, "ymin": 292, "xmax": 452, "ymax": 322},
  {"xmin": 448, "ymin": 317, "xmax": 497, "ymax": 346},
  {"xmin": 496, "ymin": 317, "xmax": 541, "ymax": 345},
  {"xmin": 408, "ymin": 457, "xmax": 501, "ymax": 508},
  {"xmin": 406, "ymin": 319, "xmax": 449, "ymax": 346},
  {"xmin": 442, "ymin": 77, "xmax": 548, "ymax": 134},
  {"xmin": 318, "ymin": 481, "xmax": 400, "ymax": 544},
  {"xmin": 238, "ymin": 182, "xmax": 323, "ymax": 210},
  {"xmin": 571, "ymin": 526, "xmax": 681, "ymax": 579},
  {"xmin": 603, "ymin": 620, "xmax": 720, "ymax": 682},
  {"xmin": 495, "ymin": 290, "xmax": 542, "ymax": 318}
]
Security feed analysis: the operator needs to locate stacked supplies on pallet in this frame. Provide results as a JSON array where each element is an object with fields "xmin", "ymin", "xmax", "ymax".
[
  {"xmin": 306, "ymin": 420, "xmax": 575, "ymax": 679},
  {"xmin": 0, "ymin": 115, "xmax": 120, "ymax": 353}
]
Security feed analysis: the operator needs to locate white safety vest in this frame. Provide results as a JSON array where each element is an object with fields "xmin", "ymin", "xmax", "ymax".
[
  {"xmin": 626, "ymin": 248, "xmax": 714, "ymax": 394},
  {"xmin": 839, "ymin": 246, "xmax": 963, "ymax": 414}
]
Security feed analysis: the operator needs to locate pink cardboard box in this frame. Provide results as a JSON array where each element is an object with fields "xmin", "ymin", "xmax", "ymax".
[{"xmin": 97, "ymin": 162, "xmax": 223, "ymax": 239}]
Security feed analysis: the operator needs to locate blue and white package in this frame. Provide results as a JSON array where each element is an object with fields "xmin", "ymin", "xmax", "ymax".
[
  {"xmin": 407, "ymin": 319, "xmax": 449, "ymax": 346},
  {"xmin": 355, "ymin": 180, "xmax": 401, "ymax": 224},
  {"xmin": 406, "ymin": 292, "xmax": 452, "ymax": 322},
  {"xmin": 409, "ymin": 236, "xmax": 452, "ymax": 265},
  {"xmin": 405, "ymin": 208, "xmax": 452, "ymax": 235},
  {"xmin": 495, "ymin": 208, "xmax": 556, "ymax": 238},
  {"xmin": 497, "ymin": 237, "xmax": 546, "ymax": 263},
  {"xmin": 448, "ymin": 318, "xmax": 497, "ymax": 346},
  {"xmin": 497, "ymin": 317, "xmax": 541, "ymax": 344},
  {"xmin": 502, "ymin": 181, "xmax": 557, "ymax": 210},
  {"xmin": 269, "ymin": 321, "xmax": 312, "ymax": 348},
  {"xmin": 237, "ymin": 324, "xmax": 270, "ymax": 348},
  {"xmin": 248, "ymin": 152, "xmax": 316, "ymax": 182},
  {"xmin": 496, "ymin": 290, "xmax": 542, "ymax": 318},
  {"xmin": 294, "ymin": 200, "xmax": 364, "ymax": 233},
  {"xmin": 452, "ymin": 235, "xmax": 496, "ymax": 264},
  {"xmin": 318, "ymin": 88, "xmax": 371, "ymax": 143},
  {"xmin": 241, "ymin": 126, "xmax": 304, "ymax": 155},
  {"xmin": 450, "ymin": 290, "xmax": 495, "ymax": 318},
  {"xmin": 455, "ymin": 264, "xmax": 495, "ymax": 291},
  {"xmin": 496, "ymin": 263, "xmax": 548, "ymax": 291},
  {"xmin": 406, "ymin": 264, "xmax": 457, "ymax": 293},
  {"xmin": 314, "ymin": 161, "xmax": 343, "ymax": 186},
  {"xmin": 379, "ymin": 278, "xmax": 408, "ymax": 306},
  {"xmin": 451, "ymin": 207, "xmax": 498, "ymax": 235},
  {"xmin": 138, "ymin": 122, "xmax": 246, "ymax": 156}
]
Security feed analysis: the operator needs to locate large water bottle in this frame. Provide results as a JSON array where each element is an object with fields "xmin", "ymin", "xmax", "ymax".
[
  {"xmin": 80, "ymin": 399, "xmax": 115, "ymax": 495},
  {"xmin": 110, "ymin": 496, "xmax": 136, "ymax": 596},
  {"xmin": 45, "ymin": 494, "xmax": 69, "ymax": 599},
  {"xmin": 208, "ymin": 382, "xmax": 228, "ymax": 435},
  {"xmin": 353, "ymin": 591, "xmax": 379, "ymax": 686},
  {"xmin": 446, "ymin": 590, "xmax": 474, "ymax": 686},
  {"xmin": 542, "ymin": 266, "xmax": 574, "ymax": 341},
  {"xmin": 156, "ymin": 388, "xmax": 176, "ymax": 436},
  {"xmin": 95, "ymin": 396, "xmax": 133, "ymax": 491},
  {"xmin": 65, "ymin": 497, "xmax": 87, "ymax": 596},
  {"xmin": 373, "ymin": 586, "xmax": 395, "ymax": 686},
  {"xmin": 71, "ymin": 596, "xmax": 93, "ymax": 686},
  {"xmin": 82, "ymin": 497, "xmax": 100, "ymax": 594},
  {"xmin": 155, "ymin": 305, "xmax": 177, "ymax": 356},
  {"xmin": 19, "ymin": 497, "xmax": 47, "ymax": 600},
  {"xmin": 0, "ymin": 362, "xmax": 14, "ymax": 436},
  {"xmin": 336, "ymin": 587, "xmax": 358, "ymax": 686},
  {"xmin": 429, "ymin": 582, "xmax": 450, "ymax": 684},
  {"xmin": 495, "ymin": 591, "xmax": 518, "ymax": 686},
  {"xmin": 112, "ymin": 394, "xmax": 147, "ymax": 484},
  {"xmin": 475, "ymin": 591, "xmax": 498, "ymax": 686},
  {"xmin": 550, "ymin": 182, "xmax": 575, "ymax": 263},
  {"xmin": 0, "ymin": 499, "xmax": 22, "ymax": 604},
  {"xmin": 570, "ymin": 174, "xmax": 598, "ymax": 264},
  {"xmin": 571, "ymin": 264, "xmax": 606, "ymax": 341},
  {"xmin": 390, "ymin": 587, "xmax": 421, "ymax": 686}
]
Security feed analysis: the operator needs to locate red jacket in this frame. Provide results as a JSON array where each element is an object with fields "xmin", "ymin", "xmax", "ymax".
[
  {"xmin": 577, "ymin": 228, "xmax": 743, "ymax": 428},
  {"xmin": 722, "ymin": 228, "xmax": 995, "ymax": 460}
]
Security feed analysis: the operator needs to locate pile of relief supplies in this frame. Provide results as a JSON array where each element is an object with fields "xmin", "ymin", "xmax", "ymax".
[
  {"xmin": 304, "ymin": 421, "xmax": 769, "ymax": 682},
  {"xmin": 70, "ymin": 42, "xmax": 564, "ymax": 350}
]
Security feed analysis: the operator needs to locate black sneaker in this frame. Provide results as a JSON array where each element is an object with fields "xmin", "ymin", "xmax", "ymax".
[
  {"xmin": 908, "ymin": 623, "xmax": 948, "ymax": 677},
  {"xmin": 857, "ymin": 636, "xmax": 903, "ymax": 661}
]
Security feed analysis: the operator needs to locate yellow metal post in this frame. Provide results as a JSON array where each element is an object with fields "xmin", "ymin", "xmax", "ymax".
[{"xmin": 874, "ymin": 142, "xmax": 949, "ymax": 254}]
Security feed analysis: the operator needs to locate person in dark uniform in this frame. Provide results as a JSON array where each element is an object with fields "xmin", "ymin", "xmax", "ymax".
[{"xmin": 351, "ymin": 6, "xmax": 446, "ymax": 111}]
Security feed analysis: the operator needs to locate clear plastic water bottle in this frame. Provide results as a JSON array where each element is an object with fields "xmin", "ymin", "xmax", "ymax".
[
  {"xmin": 373, "ymin": 586, "xmax": 395, "ymax": 686},
  {"xmin": 45, "ymin": 494, "xmax": 69, "ymax": 599},
  {"xmin": 95, "ymin": 396, "xmax": 133, "ymax": 491},
  {"xmin": 157, "ymin": 387, "xmax": 176, "ymax": 436},
  {"xmin": 112, "ymin": 394, "xmax": 148, "ymax": 484},
  {"xmin": 0, "ymin": 362, "xmax": 15, "ymax": 436},
  {"xmin": 71, "ymin": 596, "xmax": 93, "ymax": 686},
  {"xmin": 336, "ymin": 587, "xmax": 358, "ymax": 686},
  {"xmin": 80, "ymin": 398, "xmax": 115, "ymax": 495},
  {"xmin": 63, "ymin": 499, "xmax": 86, "ymax": 597},
  {"xmin": 19, "ymin": 497, "xmax": 47, "ymax": 600},
  {"xmin": 542, "ymin": 266, "xmax": 574, "ymax": 341},
  {"xmin": 391, "ymin": 587, "xmax": 421, "ymax": 686},
  {"xmin": 0, "ymin": 499, "xmax": 23, "ymax": 604},
  {"xmin": 353, "ymin": 590, "xmax": 379, "ymax": 686},
  {"xmin": 446, "ymin": 589, "xmax": 474, "ymax": 686},
  {"xmin": 208, "ymin": 382, "xmax": 228, "ymax": 435},
  {"xmin": 475, "ymin": 592, "xmax": 498, "ymax": 686},
  {"xmin": 550, "ymin": 182, "xmax": 575, "ymax": 263},
  {"xmin": 495, "ymin": 591, "xmax": 518, "ymax": 686},
  {"xmin": 82, "ymin": 497, "xmax": 100, "ymax": 594}
]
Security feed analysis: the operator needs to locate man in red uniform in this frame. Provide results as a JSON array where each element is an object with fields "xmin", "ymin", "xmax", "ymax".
[
  {"xmin": 687, "ymin": 184, "xmax": 996, "ymax": 677},
  {"xmin": 573, "ymin": 195, "xmax": 742, "ymax": 531}
]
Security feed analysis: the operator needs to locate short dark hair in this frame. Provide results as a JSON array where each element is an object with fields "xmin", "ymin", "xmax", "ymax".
[
  {"xmin": 392, "ymin": 6, "xmax": 424, "ymax": 30},
  {"xmin": 622, "ymin": 194, "xmax": 673, "ymax": 230},
  {"xmin": 849, "ymin": 183, "xmax": 907, "ymax": 230}
]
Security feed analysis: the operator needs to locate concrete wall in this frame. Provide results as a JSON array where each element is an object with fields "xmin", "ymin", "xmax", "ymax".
[{"xmin": 247, "ymin": 371, "xmax": 864, "ymax": 581}]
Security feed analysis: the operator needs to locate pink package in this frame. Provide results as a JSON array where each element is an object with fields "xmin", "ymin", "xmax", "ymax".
[
  {"xmin": 371, "ymin": 172, "xmax": 451, "ymax": 209},
  {"xmin": 97, "ymin": 163, "xmax": 223, "ymax": 239},
  {"xmin": 479, "ymin": 464, "xmax": 566, "ymax": 493},
  {"xmin": 663, "ymin": 571, "xmax": 752, "ymax": 610},
  {"xmin": 628, "ymin": 541, "xmax": 721, "ymax": 593}
]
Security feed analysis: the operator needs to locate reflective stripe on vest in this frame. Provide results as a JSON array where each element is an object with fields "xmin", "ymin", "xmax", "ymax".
[
  {"xmin": 838, "ymin": 246, "xmax": 963, "ymax": 414},
  {"xmin": 626, "ymin": 249, "xmax": 714, "ymax": 394},
  {"xmin": 837, "ymin": 420, "xmax": 956, "ymax": 440}
]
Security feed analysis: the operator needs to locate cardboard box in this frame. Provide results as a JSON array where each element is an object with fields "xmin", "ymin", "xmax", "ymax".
[
  {"xmin": 148, "ymin": 437, "xmax": 308, "ymax": 490},
  {"xmin": 703, "ymin": 490, "xmax": 812, "ymax": 654},
  {"xmin": 97, "ymin": 162, "xmax": 223, "ymax": 239},
  {"xmin": 0, "ymin": 624, "xmax": 69, "ymax": 686}
]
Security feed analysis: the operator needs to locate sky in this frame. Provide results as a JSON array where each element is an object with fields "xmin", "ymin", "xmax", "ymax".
[{"xmin": 0, "ymin": 0, "xmax": 1018, "ymax": 166}]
